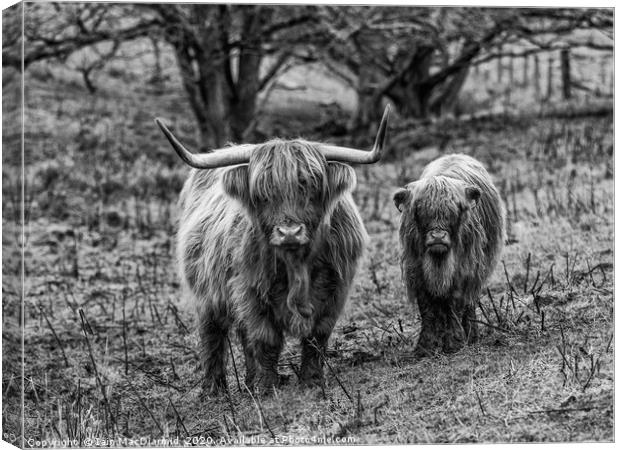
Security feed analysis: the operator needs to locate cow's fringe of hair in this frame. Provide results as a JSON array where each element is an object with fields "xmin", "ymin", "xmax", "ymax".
[{"xmin": 249, "ymin": 139, "xmax": 329, "ymax": 205}]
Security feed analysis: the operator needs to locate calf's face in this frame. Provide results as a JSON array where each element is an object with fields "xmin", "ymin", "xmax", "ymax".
[
  {"xmin": 394, "ymin": 176, "xmax": 480, "ymax": 257},
  {"xmin": 394, "ymin": 176, "xmax": 480, "ymax": 296}
]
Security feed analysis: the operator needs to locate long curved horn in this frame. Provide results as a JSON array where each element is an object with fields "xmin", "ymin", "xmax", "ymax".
[
  {"xmin": 154, "ymin": 118, "xmax": 255, "ymax": 169},
  {"xmin": 320, "ymin": 104, "xmax": 390, "ymax": 164}
]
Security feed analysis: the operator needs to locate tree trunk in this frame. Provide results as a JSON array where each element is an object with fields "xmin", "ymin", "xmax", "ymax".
[
  {"xmin": 384, "ymin": 45, "xmax": 434, "ymax": 119},
  {"xmin": 163, "ymin": 5, "xmax": 268, "ymax": 149},
  {"xmin": 522, "ymin": 54, "xmax": 529, "ymax": 87},
  {"xmin": 149, "ymin": 36, "xmax": 164, "ymax": 92},
  {"xmin": 229, "ymin": 9, "xmax": 263, "ymax": 142},
  {"xmin": 599, "ymin": 57, "xmax": 606, "ymax": 86},
  {"xmin": 429, "ymin": 66, "xmax": 469, "ymax": 117},
  {"xmin": 172, "ymin": 44, "xmax": 233, "ymax": 149},
  {"xmin": 497, "ymin": 55, "xmax": 503, "ymax": 83},
  {"xmin": 350, "ymin": 83, "xmax": 383, "ymax": 138},
  {"xmin": 388, "ymin": 83, "xmax": 433, "ymax": 119},
  {"xmin": 349, "ymin": 30, "xmax": 393, "ymax": 137},
  {"xmin": 533, "ymin": 54, "xmax": 540, "ymax": 99},
  {"xmin": 560, "ymin": 48, "xmax": 571, "ymax": 100},
  {"xmin": 546, "ymin": 54, "xmax": 554, "ymax": 100},
  {"xmin": 231, "ymin": 50, "xmax": 261, "ymax": 142}
]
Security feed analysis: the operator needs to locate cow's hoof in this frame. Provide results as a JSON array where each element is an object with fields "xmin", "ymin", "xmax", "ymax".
[
  {"xmin": 442, "ymin": 335, "xmax": 466, "ymax": 354},
  {"xmin": 300, "ymin": 376, "xmax": 324, "ymax": 389},
  {"xmin": 200, "ymin": 378, "xmax": 227, "ymax": 399},
  {"xmin": 253, "ymin": 372, "xmax": 280, "ymax": 395},
  {"xmin": 415, "ymin": 333, "xmax": 442, "ymax": 357},
  {"xmin": 299, "ymin": 366, "xmax": 323, "ymax": 388}
]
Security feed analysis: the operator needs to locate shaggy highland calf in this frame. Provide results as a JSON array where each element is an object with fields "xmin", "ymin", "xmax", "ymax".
[
  {"xmin": 393, "ymin": 154, "xmax": 505, "ymax": 355},
  {"xmin": 155, "ymin": 106, "xmax": 390, "ymax": 394}
]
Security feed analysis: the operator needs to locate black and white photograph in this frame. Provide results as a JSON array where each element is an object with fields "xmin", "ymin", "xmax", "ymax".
[{"xmin": 1, "ymin": 2, "xmax": 614, "ymax": 446}]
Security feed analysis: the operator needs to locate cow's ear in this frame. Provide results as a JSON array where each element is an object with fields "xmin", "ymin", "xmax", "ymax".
[
  {"xmin": 464, "ymin": 185, "xmax": 481, "ymax": 208},
  {"xmin": 222, "ymin": 165, "xmax": 251, "ymax": 207},
  {"xmin": 326, "ymin": 162, "xmax": 356, "ymax": 201},
  {"xmin": 393, "ymin": 187, "xmax": 412, "ymax": 212}
]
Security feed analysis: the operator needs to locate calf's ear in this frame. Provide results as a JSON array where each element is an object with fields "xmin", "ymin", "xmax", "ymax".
[
  {"xmin": 222, "ymin": 165, "xmax": 251, "ymax": 207},
  {"xmin": 465, "ymin": 186, "xmax": 481, "ymax": 208},
  {"xmin": 393, "ymin": 188, "xmax": 412, "ymax": 212},
  {"xmin": 326, "ymin": 162, "xmax": 356, "ymax": 202}
]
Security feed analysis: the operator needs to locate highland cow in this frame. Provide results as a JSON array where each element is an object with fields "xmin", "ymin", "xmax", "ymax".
[
  {"xmin": 155, "ymin": 106, "xmax": 390, "ymax": 394},
  {"xmin": 393, "ymin": 154, "xmax": 505, "ymax": 355}
]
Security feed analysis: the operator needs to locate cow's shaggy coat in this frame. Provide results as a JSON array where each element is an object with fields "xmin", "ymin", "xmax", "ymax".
[
  {"xmin": 178, "ymin": 140, "xmax": 367, "ymax": 392},
  {"xmin": 394, "ymin": 154, "xmax": 505, "ymax": 354}
]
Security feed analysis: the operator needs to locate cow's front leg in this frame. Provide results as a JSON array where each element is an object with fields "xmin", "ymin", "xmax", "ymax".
[
  {"xmin": 237, "ymin": 326, "xmax": 256, "ymax": 389},
  {"xmin": 197, "ymin": 305, "xmax": 229, "ymax": 396},
  {"xmin": 462, "ymin": 302, "xmax": 478, "ymax": 344},
  {"xmin": 253, "ymin": 339, "xmax": 283, "ymax": 393},
  {"xmin": 443, "ymin": 303, "xmax": 467, "ymax": 353},
  {"xmin": 300, "ymin": 334, "xmax": 328, "ymax": 387},
  {"xmin": 415, "ymin": 292, "xmax": 445, "ymax": 356},
  {"xmin": 300, "ymin": 312, "xmax": 340, "ymax": 387},
  {"xmin": 248, "ymin": 316, "xmax": 283, "ymax": 394}
]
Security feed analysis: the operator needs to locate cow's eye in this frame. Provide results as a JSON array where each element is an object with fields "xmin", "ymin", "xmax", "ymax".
[
  {"xmin": 458, "ymin": 202, "xmax": 468, "ymax": 215},
  {"xmin": 413, "ymin": 205, "xmax": 421, "ymax": 223}
]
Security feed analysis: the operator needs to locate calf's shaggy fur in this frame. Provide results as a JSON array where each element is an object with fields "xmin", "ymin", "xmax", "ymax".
[
  {"xmin": 394, "ymin": 154, "xmax": 506, "ymax": 354},
  {"xmin": 177, "ymin": 140, "xmax": 367, "ymax": 393}
]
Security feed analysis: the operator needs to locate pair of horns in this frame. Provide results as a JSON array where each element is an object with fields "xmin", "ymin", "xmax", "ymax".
[{"xmin": 154, "ymin": 105, "xmax": 390, "ymax": 169}]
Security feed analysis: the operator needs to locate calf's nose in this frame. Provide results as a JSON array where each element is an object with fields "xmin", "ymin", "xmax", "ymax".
[{"xmin": 430, "ymin": 229, "xmax": 448, "ymax": 241}]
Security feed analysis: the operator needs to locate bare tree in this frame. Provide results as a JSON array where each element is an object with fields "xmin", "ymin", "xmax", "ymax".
[
  {"xmin": 149, "ymin": 4, "xmax": 318, "ymax": 147},
  {"xmin": 315, "ymin": 6, "xmax": 612, "ymax": 130},
  {"xmin": 4, "ymin": 5, "xmax": 612, "ymax": 143},
  {"xmin": 560, "ymin": 48, "xmax": 571, "ymax": 99},
  {"xmin": 4, "ymin": 3, "xmax": 319, "ymax": 147},
  {"xmin": 3, "ymin": 3, "xmax": 158, "ymax": 69}
]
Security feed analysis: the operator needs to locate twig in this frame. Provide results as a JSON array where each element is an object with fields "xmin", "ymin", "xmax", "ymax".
[
  {"xmin": 129, "ymin": 384, "xmax": 164, "ymax": 435},
  {"xmin": 528, "ymin": 407, "xmax": 593, "ymax": 414},
  {"xmin": 605, "ymin": 333, "xmax": 613, "ymax": 353},
  {"xmin": 241, "ymin": 383, "xmax": 275, "ymax": 439},
  {"xmin": 38, "ymin": 304, "xmax": 69, "ymax": 368},
  {"xmin": 581, "ymin": 356, "xmax": 600, "ymax": 392},
  {"xmin": 310, "ymin": 340, "xmax": 352, "ymax": 402},
  {"xmin": 121, "ymin": 292, "xmax": 128, "ymax": 375},
  {"xmin": 78, "ymin": 309, "xmax": 115, "ymax": 431},
  {"xmin": 533, "ymin": 263, "xmax": 555, "ymax": 296},
  {"xmin": 523, "ymin": 253, "xmax": 531, "ymax": 294},
  {"xmin": 168, "ymin": 397, "xmax": 189, "ymax": 436},
  {"xmin": 373, "ymin": 397, "xmax": 388, "ymax": 425},
  {"xmin": 476, "ymin": 299, "xmax": 492, "ymax": 325},
  {"xmin": 224, "ymin": 388, "xmax": 239, "ymax": 429},
  {"xmin": 474, "ymin": 391, "xmax": 487, "ymax": 416},
  {"xmin": 487, "ymin": 289, "xmax": 503, "ymax": 326},
  {"xmin": 226, "ymin": 335, "xmax": 242, "ymax": 393},
  {"xmin": 529, "ymin": 270, "xmax": 540, "ymax": 296},
  {"xmin": 501, "ymin": 261, "xmax": 517, "ymax": 308},
  {"xmin": 167, "ymin": 300, "xmax": 190, "ymax": 334}
]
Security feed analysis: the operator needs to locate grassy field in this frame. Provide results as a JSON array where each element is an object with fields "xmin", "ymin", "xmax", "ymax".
[{"xmin": 2, "ymin": 64, "xmax": 614, "ymax": 445}]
